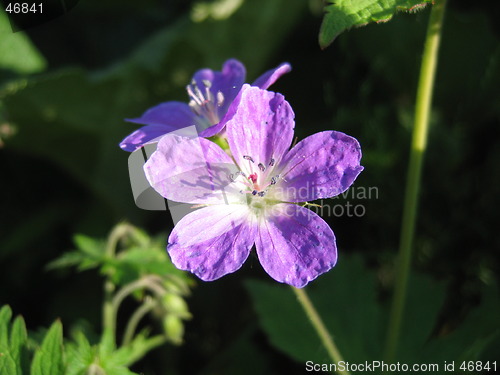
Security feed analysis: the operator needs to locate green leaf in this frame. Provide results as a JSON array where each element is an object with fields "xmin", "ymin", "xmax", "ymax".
[
  {"xmin": 65, "ymin": 331, "xmax": 95, "ymax": 375},
  {"xmin": 0, "ymin": 305, "xmax": 13, "ymax": 349},
  {"xmin": 74, "ymin": 234, "xmax": 106, "ymax": 258},
  {"xmin": 246, "ymin": 255, "xmax": 385, "ymax": 363},
  {"xmin": 246, "ymin": 256, "xmax": 451, "ymax": 364},
  {"xmin": 0, "ymin": 9, "xmax": 46, "ymax": 74},
  {"xmin": 9, "ymin": 316, "xmax": 28, "ymax": 375},
  {"xmin": 31, "ymin": 320, "xmax": 64, "ymax": 375},
  {"xmin": 0, "ymin": 353, "xmax": 17, "ymax": 375},
  {"xmin": 319, "ymin": 0, "xmax": 432, "ymax": 48},
  {"xmin": 45, "ymin": 251, "xmax": 89, "ymax": 271}
]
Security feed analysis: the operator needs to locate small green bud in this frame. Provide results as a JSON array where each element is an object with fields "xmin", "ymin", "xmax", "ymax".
[
  {"xmin": 162, "ymin": 293, "xmax": 191, "ymax": 319},
  {"xmin": 163, "ymin": 315, "xmax": 184, "ymax": 345}
]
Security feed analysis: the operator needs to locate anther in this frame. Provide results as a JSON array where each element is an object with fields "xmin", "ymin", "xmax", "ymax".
[
  {"xmin": 216, "ymin": 91, "xmax": 224, "ymax": 106},
  {"xmin": 258, "ymin": 191, "xmax": 266, "ymax": 197},
  {"xmin": 251, "ymin": 190, "xmax": 258, "ymax": 196},
  {"xmin": 202, "ymin": 79, "xmax": 212, "ymax": 88},
  {"xmin": 269, "ymin": 158, "xmax": 275, "ymax": 167},
  {"xmin": 243, "ymin": 155, "xmax": 254, "ymax": 163},
  {"xmin": 270, "ymin": 177, "xmax": 277, "ymax": 185},
  {"xmin": 258, "ymin": 163, "xmax": 266, "ymax": 172}
]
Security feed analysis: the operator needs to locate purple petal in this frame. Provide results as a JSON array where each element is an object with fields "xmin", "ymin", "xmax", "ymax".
[
  {"xmin": 120, "ymin": 101, "xmax": 198, "ymax": 151},
  {"xmin": 120, "ymin": 124, "xmax": 176, "ymax": 152},
  {"xmin": 255, "ymin": 204, "xmax": 337, "ymax": 288},
  {"xmin": 144, "ymin": 134, "xmax": 242, "ymax": 204},
  {"xmin": 225, "ymin": 85, "xmax": 295, "ymax": 172},
  {"xmin": 193, "ymin": 59, "xmax": 246, "ymax": 119},
  {"xmin": 252, "ymin": 62, "xmax": 292, "ymax": 89},
  {"xmin": 277, "ymin": 131, "xmax": 364, "ymax": 202},
  {"xmin": 126, "ymin": 101, "xmax": 196, "ymax": 127},
  {"xmin": 168, "ymin": 205, "xmax": 257, "ymax": 281}
]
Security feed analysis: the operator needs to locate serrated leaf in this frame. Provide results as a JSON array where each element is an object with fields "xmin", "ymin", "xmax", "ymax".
[
  {"xmin": 45, "ymin": 251, "xmax": 88, "ymax": 271},
  {"xmin": 30, "ymin": 320, "xmax": 64, "ymax": 375},
  {"xmin": 110, "ymin": 330, "xmax": 150, "ymax": 368},
  {"xmin": 0, "ymin": 352, "xmax": 17, "ymax": 375},
  {"xmin": 9, "ymin": 316, "xmax": 28, "ymax": 374},
  {"xmin": 65, "ymin": 331, "xmax": 95, "ymax": 375},
  {"xmin": 74, "ymin": 234, "xmax": 106, "ymax": 258},
  {"xmin": 0, "ymin": 305, "xmax": 13, "ymax": 350},
  {"xmin": 0, "ymin": 9, "xmax": 46, "ymax": 74},
  {"xmin": 319, "ymin": 0, "xmax": 432, "ymax": 48}
]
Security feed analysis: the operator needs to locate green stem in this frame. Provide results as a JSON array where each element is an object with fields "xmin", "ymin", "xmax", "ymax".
[
  {"xmin": 291, "ymin": 287, "xmax": 349, "ymax": 375},
  {"xmin": 102, "ymin": 223, "xmax": 134, "ymax": 343},
  {"xmin": 384, "ymin": 0, "xmax": 447, "ymax": 363},
  {"xmin": 122, "ymin": 297, "xmax": 158, "ymax": 347}
]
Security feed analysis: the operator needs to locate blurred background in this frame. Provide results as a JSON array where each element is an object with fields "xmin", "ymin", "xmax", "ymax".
[{"xmin": 1, "ymin": 0, "xmax": 499, "ymax": 374}]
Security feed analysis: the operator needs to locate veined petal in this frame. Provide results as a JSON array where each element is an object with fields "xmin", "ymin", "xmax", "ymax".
[
  {"xmin": 252, "ymin": 62, "xmax": 292, "ymax": 89},
  {"xmin": 126, "ymin": 101, "xmax": 196, "ymax": 127},
  {"xmin": 119, "ymin": 124, "xmax": 176, "ymax": 152},
  {"xmin": 255, "ymin": 204, "xmax": 337, "ymax": 288},
  {"xmin": 168, "ymin": 204, "xmax": 257, "ymax": 281},
  {"xmin": 120, "ymin": 101, "xmax": 197, "ymax": 151},
  {"xmin": 277, "ymin": 131, "xmax": 364, "ymax": 202},
  {"xmin": 226, "ymin": 85, "xmax": 295, "ymax": 174},
  {"xmin": 144, "ymin": 134, "xmax": 242, "ymax": 204}
]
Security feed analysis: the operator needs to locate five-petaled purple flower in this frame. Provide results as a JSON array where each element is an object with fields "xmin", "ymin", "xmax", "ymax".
[
  {"xmin": 120, "ymin": 59, "xmax": 291, "ymax": 151},
  {"xmin": 144, "ymin": 85, "xmax": 363, "ymax": 288}
]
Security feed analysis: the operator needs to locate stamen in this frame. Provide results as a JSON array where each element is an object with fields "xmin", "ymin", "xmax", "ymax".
[
  {"xmin": 243, "ymin": 155, "xmax": 254, "ymax": 163},
  {"xmin": 269, "ymin": 158, "xmax": 275, "ymax": 167},
  {"xmin": 258, "ymin": 191, "xmax": 266, "ymax": 197},
  {"xmin": 194, "ymin": 85, "xmax": 204, "ymax": 101},
  {"xmin": 202, "ymin": 79, "xmax": 212, "ymax": 88},
  {"xmin": 270, "ymin": 176, "xmax": 277, "ymax": 185},
  {"xmin": 258, "ymin": 163, "xmax": 266, "ymax": 172},
  {"xmin": 187, "ymin": 85, "xmax": 203, "ymax": 106},
  {"xmin": 251, "ymin": 190, "xmax": 258, "ymax": 196},
  {"xmin": 216, "ymin": 91, "xmax": 224, "ymax": 106}
]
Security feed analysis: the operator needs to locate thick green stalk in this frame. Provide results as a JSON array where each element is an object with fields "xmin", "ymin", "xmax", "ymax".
[
  {"xmin": 292, "ymin": 287, "xmax": 349, "ymax": 375},
  {"xmin": 384, "ymin": 0, "xmax": 447, "ymax": 362}
]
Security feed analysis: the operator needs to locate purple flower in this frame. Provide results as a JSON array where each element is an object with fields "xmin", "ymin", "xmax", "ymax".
[
  {"xmin": 144, "ymin": 85, "xmax": 363, "ymax": 287},
  {"xmin": 120, "ymin": 59, "xmax": 291, "ymax": 152}
]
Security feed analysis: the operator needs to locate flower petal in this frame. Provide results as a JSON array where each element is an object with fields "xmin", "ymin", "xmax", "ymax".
[
  {"xmin": 168, "ymin": 204, "xmax": 257, "ymax": 281},
  {"xmin": 120, "ymin": 101, "xmax": 197, "ymax": 151},
  {"xmin": 126, "ymin": 101, "xmax": 196, "ymax": 127},
  {"xmin": 277, "ymin": 131, "xmax": 364, "ymax": 202},
  {"xmin": 252, "ymin": 62, "xmax": 291, "ymax": 89},
  {"xmin": 120, "ymin": 124, "xmax": 175, "ymax": 152},
  {"xmin": 255, "ymin": 204, "xmax": 337, "ymax": 288},
  {"xmin": 225, "ymin": 85, "xmax": 295, "ymax": 173},
  {"xmin": 144, "ymin": 134, "xmax": 242, "ymax": 204}
]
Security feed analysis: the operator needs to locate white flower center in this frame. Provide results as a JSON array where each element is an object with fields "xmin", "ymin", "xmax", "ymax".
[
  {"xmin": 227, "ymin": 154, "xmax": 284, "ymax": 215},
  {"xmin": 187, "ymin": 79, "xmax": 225, "ymax": 126}
]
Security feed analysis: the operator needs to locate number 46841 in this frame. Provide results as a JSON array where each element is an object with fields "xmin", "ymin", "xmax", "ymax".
[{"xmin": 5, "ymin": 3, "xmax": 43, "ymax": 14}]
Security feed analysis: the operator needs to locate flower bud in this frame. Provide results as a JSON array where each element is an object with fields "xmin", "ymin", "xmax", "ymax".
[{"xmin": 163, "ymin": 315, "xmax": 184, "ymax": 345}]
